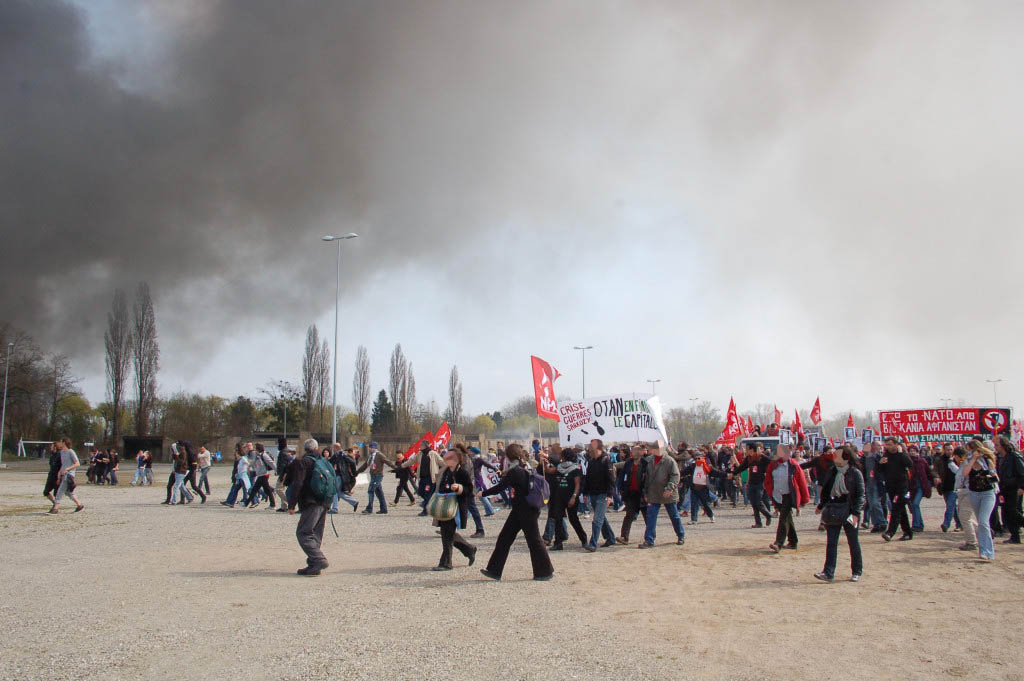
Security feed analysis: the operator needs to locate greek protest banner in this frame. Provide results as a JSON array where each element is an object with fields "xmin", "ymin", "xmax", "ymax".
[
  {"xmin": 557, "ymin": 393, "xmax": 669, "ymax": 446},
  {"xmin": 878, "ymin": 407, "xmax": 1012, "ymax": 443}
]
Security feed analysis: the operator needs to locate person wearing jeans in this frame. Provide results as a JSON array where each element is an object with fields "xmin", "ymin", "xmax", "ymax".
[
  {"xmin": 582, "ymin": 440, "xmax": 617, "ymax": 552},
  {"xmin": 357, "ymin": 442, "xmax": 394, "ymax": 514},
  {"xmin": 815, "ymin": 444, "xmax": 865, "ymax": 583},
  {"xmin": 730, "ymin": 443, "xmax": 772, "ymax": 528},
  {"xmin": 169, "ymin": 443, "xmax": 193, "ymax": 505},
  {"xmin": 640, "ymin": 442, "xmax": 686, "ymax": 548},
  {"xmin": 964, "ymin": 440, "xmax": 999, "ymax": 560}
]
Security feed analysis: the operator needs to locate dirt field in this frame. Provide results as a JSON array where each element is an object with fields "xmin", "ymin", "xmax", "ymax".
[{"xmin": 0, "ymin": 462, "xmax": 1021, "ymax": 681}]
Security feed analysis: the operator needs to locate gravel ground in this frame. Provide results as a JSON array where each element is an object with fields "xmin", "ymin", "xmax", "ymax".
[{"xmin": 1, "ymin": 462, "xmax": 1022, "ymax": 681}]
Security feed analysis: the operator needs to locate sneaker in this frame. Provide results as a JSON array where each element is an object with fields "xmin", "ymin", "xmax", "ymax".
[
  {"xmin": 709, "ymin": 517, "xmax": 716, "ymax": 524},
  {"xmin": 219, "ymin": 502, "xmax": 233, "ymax": 507},
  {"xmin": 479, "ymin": 569, "xmax": 501, "ymax": 581},
  {"xmin": 362, "ymin": 509, "xmax": 373, "ymax": 514},
  {"xmin": 638, "ymin": 543, "xmax": 654, "ymax": 549},
  {"xmin": 533, "ymin": 574, "xmax": 554, "ymax": 581},
  {"xmin": 940, "ymin": 524, "xmax": 948, "ymax": 533},
  {"xmin": 882, "ymin": 533, "xmax": 893, "ymax": 542},
  {"xmin": 814, "ymin": 572, "xmax": 834, "ymax": 583},
  {"xmin": 600, "ymin": 540, "xmax": 616, "ymax": 548},
  {"xmin": 583, "ymin": 545, "xmax": 596, "ymax": 553},
  {"xmin": 616, "ymin": 537, "xmax": 630, "ymax": 545},
  {"xmin": 898, "ymin": 534, "xmax": 913, "ymax": 541},
  {"xmin": 769, "ymin": 543, "xmax": 781, "ymax": 553},
  {"xmin": 676, "ymin": 537, "xmax": 685, "ymax": 546},
  {"xmin": 470, "ymin": 531, "xmax": 485, "ymax": 539},
  {"xmin": 851, "ymin": 574, "xmax": 862, "ymax": 582},
  {"xmin": 74, "ymin": 505, "xmax": 85, "ymax": 513},
  {"xmin": 551, "ymin": 543, "xmax": 564, "ymax": 551},
  {"xmin": 376, "ymin": 510, "xmax": 388, "ymax": 514}
]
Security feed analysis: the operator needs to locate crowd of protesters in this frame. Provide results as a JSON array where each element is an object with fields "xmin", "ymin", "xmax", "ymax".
[{"xmin": 40, "ymin": 426, "xmax": 1024, "ymax": 580}]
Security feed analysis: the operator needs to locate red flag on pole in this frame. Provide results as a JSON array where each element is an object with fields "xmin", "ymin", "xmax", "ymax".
[
  {"xmin": 847, "ymin": 413, "xmax": 855, "ymax": 428},
  {"xmin": 810, "ymin": 397, "xmax": 822, "ymax": 425},
  {"xmin": 773, "ymin": 405, "xmax": 782, "ymax": 426},
  {"xmin": 746, "ymin": 416, "xmax": 754, "ymax": 434},
  {"xmin": 793, "ymin": 409, "xmax": 805, "ymax": 440},
  {"xmin": 715, "ymin": 398, "xmax": 743, "ymax": 445},
  {"xmin": 530, "ymin": 355, "xmax": 562, "ymax": 421},
  {"xmin": 433, "ymin": 422, "xmax": 451, "ymax": 450}
]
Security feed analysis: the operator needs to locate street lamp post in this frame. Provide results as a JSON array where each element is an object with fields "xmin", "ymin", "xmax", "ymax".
[
  {"xmin": 573, "ymin": 346, "xmax": 593, "ymax": 399},
  {"xmin": 687, "ymin": 397, "xmax": 700, "ymax": 443},
  {"xmin": 0, "ymin": 342, "xmax": 12, "ymax": 466},
  {"xmin": 940, "ymin": 398, "xmax": 953, "ymax": 408},
  {"xmin": 322, "ymin": 233, "xmax": 359, "ymax": 446},
  {"xmin": 646, "ymin": 379, "xmax": 661, "ymax": 395},
  {"xmin": 986, "ymin": 379, "xmax": 1004, "ymax": 406}
]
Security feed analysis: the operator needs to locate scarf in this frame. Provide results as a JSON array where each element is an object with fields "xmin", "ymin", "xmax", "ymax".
[
  {"xmin": 556, "ymin": 461, "xmax": 580, "ymax": 476},
  {"xmin": 830, "ymin": 462, "xmax": 849, "ymax": 499}
]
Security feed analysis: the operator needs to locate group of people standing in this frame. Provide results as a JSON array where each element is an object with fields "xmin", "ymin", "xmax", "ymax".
[{"xmin": 85, "ymin": 447, "xmax": 121, "ymax": 485}]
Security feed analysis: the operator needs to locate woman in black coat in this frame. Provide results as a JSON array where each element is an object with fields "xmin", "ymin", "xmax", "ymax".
[
  {"xmin": 478, "ymin": 444, "xmax": 554, "ymax": 581},
  {"xmin": 815, "ymin": 443, "xmax": 866, "ymax": 583},
  {"xmin": 433, "ymin": 449, "xmax": 477, "ymax": 570}
]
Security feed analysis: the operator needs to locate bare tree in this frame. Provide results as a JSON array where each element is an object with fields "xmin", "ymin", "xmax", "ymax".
[
  {"xmin": 131, "ymin": 282, "xmax": 159, "ymax": 435},
  {"xmin": 316, "ymin": 339, "xmax": 331, "ymax": 432},
  {"xmin": 388, "ymin": 343, "xmax": 408, "ymax": 430},
  {"xmin": 446, "ymin": 365, "xmax": 463, "ymax": 430},
  {"xmin": 104, "ymin": 289, "xmax": 132, "ymax": 446},
  {"xmin": 352, "ymin": 345, "xmax": 371, "ymax": 430},
  {"xmin": 404, "ymin": 363, "xmax": 416, "ymax": 430},
  {"xmin": 47, "ymin": 354, "xmax": 77, "ymax": 438},
  {"xmin": 301, "ymin": 325, "xmax": 320, "ymax": 428}
]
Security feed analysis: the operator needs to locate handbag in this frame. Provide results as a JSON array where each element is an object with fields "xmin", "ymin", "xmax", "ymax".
[
  {"xmin": 821, "ymin": 502, "xmax": 848, "ymax": 526},
  {"xmin": 427, "ymin": 492, "xmax": 458, "ymax": 521},
  {"xmin": 968, "ymin": 467, "xmax": 998, "ymax": 493}
]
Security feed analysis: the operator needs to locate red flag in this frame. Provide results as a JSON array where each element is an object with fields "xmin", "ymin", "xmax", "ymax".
[
  {"xmin": 793, "ymin": 409, "xmax": 805, "ymax": 440},
  {"xmin": 746, "ymin": 416, "xmax": 754, "ymax": 434},
  {"xmin": 847, "ymin": 413, "xmax": 855, "ymax": 428},
  {"xmin": 401, "ymin": 431, "xmax": 432, "ymax": 462},
  {"xmin": 530, "ymin": 355, "xmax": 561, "ymax": 421},
  {"xmin": 810, "ymin": 397, "xmax": 822, "ymax": 425},
  {"xmin": 773, "ymin": 405, "xmax": 782, "ymax": 426},
  {"xmin": 715, "ymin": 398, "xmax": 743, "ymax": 445},
  {"xmin": 433, "ymin": 422, "xmax": 452, "ymax": 449}
]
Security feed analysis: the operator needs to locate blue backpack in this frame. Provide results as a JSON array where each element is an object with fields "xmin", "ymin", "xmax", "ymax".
[{"xmin": 525, "ymin": 468, "xmax": 550, "ymax": 509}]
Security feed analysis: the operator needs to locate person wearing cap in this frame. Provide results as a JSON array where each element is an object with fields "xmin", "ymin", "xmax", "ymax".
[
  {"xmin": 288, "ymin": 438, "xmax": 330, "ymax": 575},
  {"xmin": 356, "ymin": 441, "xmax": 394, "ymax": 514},
  {"xmin": 639, "ymin": 442, "xmax": 685, "ymax": 548}
]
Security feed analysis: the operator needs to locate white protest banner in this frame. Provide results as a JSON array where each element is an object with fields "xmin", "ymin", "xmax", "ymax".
[{"xmin": 557, "ymin": 393, "xmax": 669, "ymax": 446}]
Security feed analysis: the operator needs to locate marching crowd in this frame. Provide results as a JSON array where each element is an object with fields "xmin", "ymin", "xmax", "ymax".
[{"xmin": 41, "ymin": 428, "xmax": 1024, "ymax": 582}]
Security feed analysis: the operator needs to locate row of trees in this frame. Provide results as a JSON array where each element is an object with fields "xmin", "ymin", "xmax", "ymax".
[{"xmin": 103, "ymin": 284, "xmax": 159, "ymax": 445}]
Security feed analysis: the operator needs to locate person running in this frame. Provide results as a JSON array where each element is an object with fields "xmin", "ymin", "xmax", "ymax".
[
  {"xmin": 730, "ymin": 441, "xmax": 773, "ymax": 528},
  {"xmin": 287, "ymin": 439, "xmax": 331, "ymax": 576},
  {"xmin": 246, "ymin": 443, "xmax": 276, "ymax": 508},
  {"xmin": 964, "ymin": 439, "xmax": 999, "ymax": 560},
  {"xmin": 432, "ymin": 448, "xmax": 478, "ymax": 571},
  {"xmin": 169, "ymin": 442, "xmax": 194, "ymax": 505},
  {"xmin": 995, "ymin": 436, "xmax": 1024, "ymax": 545},
  {"xmin": 478, "ymin": 444, "xmax": 554, "ymax": 581},
  {"xmin": 51, "ymin": 437, "xmax": 84, "ymax": 513},
  {"xmin": 617, "ymin": 444, "xmax": 648, "ymax": 544},
  {"xmin": 814, "ymin": 444, "xmax": 865, "ymax": 583},
  {"xmin": 357, "ymin": 441, "xmax": 394, "ymax": 514},
  {"xmin": 582, "ymin": 439, "xmax": 617, "ymax": 552},
  {"xmin": 764, "ymin": 444, "xmax": 809, "ymax": 552},
  {"xmin": 879, "ymin": 438, "xmax": 914, "ymax": 542},
  {"xmin": 548, "ymin": 448, "xmax": 588, "ymax": 551},
  {"xmin": 43, "ymin": 442, "xmax": 62, "ymax": 508},
  {"xmin": 639, "ymin": 441, "xmax": 686, "ymax": 549}
]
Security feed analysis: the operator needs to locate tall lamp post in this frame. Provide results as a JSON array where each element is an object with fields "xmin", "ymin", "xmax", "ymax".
[
  {"xmin": 573, "ymin": 346, "xmax": 593, "ymax": 399},
  {"xmin": 0, "ymin": 342, "xmax": 12, "ymax": 466},
  {"xmin": 646, "ymin": 379, "xmax": 661, "ymax": 395},
  {"xmin": 687, "ymin": 397, "xmax": 700, "ymax": 443},
  {"xmin": 322, "ymin": 233, "xmax": 359, "ymax": 446},
  {"xmin": 986, "ymin": 379, "xmax": 1004, "ymax": 406}
]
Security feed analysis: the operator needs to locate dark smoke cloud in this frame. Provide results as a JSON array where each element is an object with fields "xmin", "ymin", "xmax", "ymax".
[{"xmin": 3, "ymin": 1, "xmax": 1023, "ymax": 407}]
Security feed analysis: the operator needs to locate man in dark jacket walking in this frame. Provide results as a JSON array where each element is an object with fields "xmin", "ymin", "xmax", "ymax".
[
  {"xmin": 288, "ymin": 439, "xmax": 330, "ymax": 576},
  {"xmin": 880, "ymin": 438, "xmax": 914, "ymax": 541},
  {"xmin": 582, "ymin": 439, "xmax": 617, "ymax": 552}
]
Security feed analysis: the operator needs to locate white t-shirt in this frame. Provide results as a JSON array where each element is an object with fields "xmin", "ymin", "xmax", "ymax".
[{"xmin": 60, "ymin": 449, "xmax": 80, "ymax": 476}]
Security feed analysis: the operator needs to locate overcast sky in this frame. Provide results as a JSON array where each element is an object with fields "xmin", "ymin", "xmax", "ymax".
[{"xmin": 3, "ymin": 1, "xmax": 1022, "ymax": 421}]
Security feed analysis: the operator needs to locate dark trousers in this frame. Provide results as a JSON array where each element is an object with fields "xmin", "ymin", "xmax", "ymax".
[
  {"xmin": 417, "ymin": 477, "xmax": 434, "ymax": 511},
  {"xmin": 185, "ymin": 469, "xmax": 206, "ymax": 500},
  {"xmin": 485, "ymin": 505, "xmax": 553, "ymax": 579},
  {"xmin": 248, "ymin": 475, "xmax": 276, "ymax": 507},
  {"xmin": 394, "ymin": 476, "xmax": 416, "ymax": 504},
  {"xmin": 1001, "ymin": 485, "xmax": 1022, "ymax": 540},
  {"xmin": 823, "ymin": 521, "xmax": 862, "ymax": 578},
  {"xmin": 886, "ymin": 491, "xmax": 912, "ymax": 537},
  {"xmin": 619, "ymin": 492, "xmax": 647, "ymax": 541},
  {"xmin": 773, "ymin": 493, "xmax": 798, "ymax": 547},
  {"xmin": 296, "ymin": 504, "xmax": 328, "ymax": 567},
  {"xmin": 95, "ymin": 464, "xmax": 107, "ymax": 484},
  {"xmin": 439, "ymin": 511, "xmax": 475, "ymax": 567},
  {"xmin": 748, "ymin": 483, "xmax": 772, "ymax": 526},
  {"xmin": 550, "ymin": 496, "xmax": 588, "ymax": 546}
]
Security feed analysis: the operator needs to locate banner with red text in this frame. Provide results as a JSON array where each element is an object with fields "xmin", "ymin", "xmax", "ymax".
[
  {"xmin": 557, "ymin": 393, "xmax": 668, "ymax": 446},
  {"xmin": 878, "ymin": 407, "xmax": 1012, "ymax": 443}
]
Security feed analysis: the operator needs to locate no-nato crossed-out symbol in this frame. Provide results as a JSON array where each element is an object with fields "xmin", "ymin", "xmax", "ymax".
[{"xmin": 982, "ymin": 409, "xmax": 1007, "ymax": 433}]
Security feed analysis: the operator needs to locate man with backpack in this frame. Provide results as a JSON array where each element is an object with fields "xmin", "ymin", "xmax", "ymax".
[
  {"xmin": 330, "ymin": 443, "xmax": 360, "ymax": 514},
  {"xmin": 287, "ymin": 439, "xmax": 335, "ymax": 576}
]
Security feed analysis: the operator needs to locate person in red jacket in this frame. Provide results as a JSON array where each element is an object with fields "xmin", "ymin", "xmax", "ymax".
[{"xmin": 764, "ymin": 444, "xmax": 810, "ymax": 553}]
